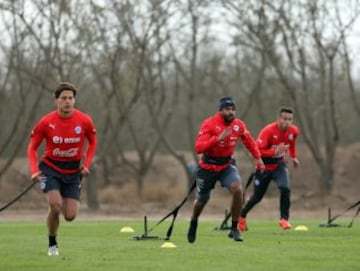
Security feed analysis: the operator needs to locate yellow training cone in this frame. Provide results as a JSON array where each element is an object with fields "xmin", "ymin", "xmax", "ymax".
[
  {"xmin": 161, "ymin": 242, "xmax": 177, "ymax": 248},
  {"xmin": 120, "ymin": 227, "xmax": 135, "ymax": 233},
  {"xmin": 294, "ymin": 225, "xmax": 309, "ymax": 231}
]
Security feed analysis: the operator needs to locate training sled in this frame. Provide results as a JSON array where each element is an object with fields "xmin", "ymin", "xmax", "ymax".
[
  {"xmin": 214, "ymin": 209, "xmax": 232, "ymax": 231},
  {"xmin": 132, "ymin": 216, "xmax": 161, "ymax": 240},
  {"xmin": 319, "ymin": 208, "xmax": 342, "ymax": 227},
  {"xmin": 319, "ymin": 201, "xmax": 360, "ymax": 228},
  {"xmin": 132, "ymin": 181, "xmax": 196, "ymax": 241}
]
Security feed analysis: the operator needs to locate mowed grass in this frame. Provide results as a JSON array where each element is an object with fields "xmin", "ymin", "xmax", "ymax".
[{"xmin": 0, "ymin": 219, "xmax": 359, "ymax": 271}]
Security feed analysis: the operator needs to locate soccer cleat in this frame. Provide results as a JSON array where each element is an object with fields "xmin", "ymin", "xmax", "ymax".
[
  {"xmin": 47, "ymin": 245, "xmax": 59, "ymax": 256},
  {"xmin": 187, "ymin": 220, "xmax": 198, "ymax": 243},
  {"xmin": 279, "ymin": 219, "xmax": 292, "ymax": 230},
  {"xmin": 237, "ymin": 216, "xmax": 248, "ymax": 232},
  {"xmin": 228, "ymin": 228, "xmax": 243, "ymax": 242}
]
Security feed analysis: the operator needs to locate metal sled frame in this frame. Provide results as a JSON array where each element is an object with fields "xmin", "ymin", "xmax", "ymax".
[
  {"xmin": 214, "ymin": 209, "xmax": 232, "ymax": 231},
  {"xmin": 319, "ymin": 208, "xmax": 343, "ymax": 228},
  {"xmin": 132, "ymin": 216, "xmax": 161, "ymax": 240}
]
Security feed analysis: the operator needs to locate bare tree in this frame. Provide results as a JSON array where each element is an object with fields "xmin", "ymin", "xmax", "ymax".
[
  {"xmin": 0, "ymin": 1, "xmax": 101, "ymax": 209},
  {"xmin": 0, "ymin": 2, "xmax": 50, "ymax": 179},
  {"xmin": 223, "ymin": 0, "xmax": 360, "ymax": 191},
  {"xmin": 80, "ymin": 0, "xmax": 179, "ymax": 196},
  {"xmin": 342, "ymin": 36, "xmax": 360, "ymax": 117}
]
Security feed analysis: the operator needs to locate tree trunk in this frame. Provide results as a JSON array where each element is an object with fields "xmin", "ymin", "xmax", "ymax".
[
  {"xmin": 86, "ymin": 164, "xmax": 99, "ymax": 211},
  {"xmin": 319, "ymin": 163, "xmax": 334, "ymax": 191}
]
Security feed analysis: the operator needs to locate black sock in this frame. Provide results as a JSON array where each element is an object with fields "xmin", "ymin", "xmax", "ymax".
[
  {"xmin": 280, "ymin": 187, "xmax": 290, "ymax": 220},
  {"xmin": 49, "ymin": 235, "xmax": 57, "ymax": 247},
  {"xmin": 232, "ymin": 220, "xmax": 237, "ymax": 229}
]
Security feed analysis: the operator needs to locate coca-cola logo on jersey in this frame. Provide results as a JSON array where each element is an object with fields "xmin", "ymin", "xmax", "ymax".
[
  {"xmin": 53, "ymin": 148, "xmax": 79, "ymax": 157},
  {"xmin": 52, "ymin": 136, "xmax": 80, "ymax": 144}
]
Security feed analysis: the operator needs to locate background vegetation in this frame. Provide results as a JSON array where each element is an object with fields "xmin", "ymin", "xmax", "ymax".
[{"xmin": 0, "ymin": 0, "xmax": 360, "ymax": 208}]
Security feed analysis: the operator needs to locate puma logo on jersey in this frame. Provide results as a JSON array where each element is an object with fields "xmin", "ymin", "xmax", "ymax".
[{"xmin": 49, "ymin": 124, "xmax": 55, "ymax": 130}]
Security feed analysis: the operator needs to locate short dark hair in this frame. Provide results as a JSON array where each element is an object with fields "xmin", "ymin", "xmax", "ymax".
[
  {"xmin": 279, "ymin": 107, "xmax": 294, "ymax": 115},
  {"xmin": 54, "ymin": 82, "xmax": 77, "ymax": 98}
]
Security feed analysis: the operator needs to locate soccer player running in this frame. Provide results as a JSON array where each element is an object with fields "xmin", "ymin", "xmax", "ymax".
[
  {"xmin": 187, "ymin": 97, "xmax": 264, "ymax": 243},
  {"xmin": 27, "ymin": 82, "xmax": 97, "ymax": 256},
  {"xmin": 238, "ymin": 107, "xmax": 300, "ymax": 232}
]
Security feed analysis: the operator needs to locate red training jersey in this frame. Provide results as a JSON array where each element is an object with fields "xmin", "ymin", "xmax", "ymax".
[
  {"xmin": 27, "ymin": 109, "xmax": 97, "ymax": 175},
  {"xmin": 195, "ymin": 112, "xmax": 260, "ymax": 172},
  {"xmin": 257, "ymin": 121, "xmax": 299, "ymax": 171}
]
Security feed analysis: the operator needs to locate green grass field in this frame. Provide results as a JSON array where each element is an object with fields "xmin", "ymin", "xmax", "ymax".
[{"xmin": 0, "ymin": 219, "xmax": 359, "ymax": 271}]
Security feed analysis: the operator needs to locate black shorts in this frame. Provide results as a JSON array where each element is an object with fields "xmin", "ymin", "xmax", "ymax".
[
  {"xmin": 39, "ymin": 162, "xmax": 82, "ymax": 200},
  {"xmin": 196, "ymin": 164, "xmax": 241, "ymax": 202},
  {"xmin": 254, "ymin": 164, "xmax": 290, "ymax": 189}
]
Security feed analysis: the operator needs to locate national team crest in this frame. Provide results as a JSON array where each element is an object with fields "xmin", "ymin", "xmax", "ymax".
[
  {"xmin": 233, "ymin": 125, "xmax": 239, "ymax": 132},
  {"xmin": 74, "ymin": 126, "xmax": 82, "ymax": 134},
  {"xmin": 288, "ymin": 134, "xmax": 294, "ymax": 140},
  {"xmin": 40, "ymin": 181, "xmax": 46, "ymax": 191},
  {"xmin": 39, "ymin": 176, "xmax": 47, "ymax": 191}
]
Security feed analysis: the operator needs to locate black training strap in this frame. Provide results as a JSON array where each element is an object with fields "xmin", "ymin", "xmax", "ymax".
[
  {"xmin": 244, "ymin": 172, "xmax": 255, "ymax": 195},
  {"xmin": 348, "ymin": 205, "xmax": 360, "ymax": 228},
  {"xmin": 329, "ymin": 200, "xmax": 360, "ymax": 224},
  {"xmin": 148, "ymin": 181, "xmax": 196, "ymax": 240},
  {"xmin": 0, "ymin": 182, "xmax": 36, "ymax": 212},
  {"xmin": 261, "ymin": 157, "xmax": 283, "ymax": 165},
  {"xmin": 202, "ymin": 154, "xmax": 232, "ymax": 165}
]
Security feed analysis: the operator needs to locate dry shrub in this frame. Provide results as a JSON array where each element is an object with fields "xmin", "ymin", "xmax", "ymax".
[
  {"xmin": 99, "ymin": 182, "xmax": 141, "ymax": 204},
  {"xmin": 142, "ymin": 184, "xmax": 177, "ymax": 202}
]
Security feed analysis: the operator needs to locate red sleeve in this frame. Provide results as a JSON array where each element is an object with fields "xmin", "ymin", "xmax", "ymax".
[
  {"xmin": 27, "ymin": 121, "xmax": 45, "ymax": 176},
  {"xmin": 257, "ymin": 127, "xmax": 276, "ymax": 157},
  {"xmin": 194, "ymin": 119, "xmax": 218, "ymax": 154},
  {"xmin": 240, "ymin": 126, "xmax": 261, "ymax": 159},
  {"xmin": 82, "ymin": 117, "xmax": 97, "ymax": 169},
  {"xmin": 289, "ymin": 127, "xmax": 299, "ymax": 158}
]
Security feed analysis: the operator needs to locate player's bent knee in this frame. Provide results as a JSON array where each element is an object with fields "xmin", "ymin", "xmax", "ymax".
[
  {"xmin": 49, "ymin": 202, "xmax": 62, "ymax": 214},
  {"xmin": 62, "ymin": 198, "xmax": 79, "ymax": 221},
  {"xmin": 64, "ymin": 214, "xmax": 76, "ymax": 221},
  {"xmin": 230, "ymin": 181, "xmax": 242, "ymax": 194},
  {"xmin": 63, "ymin": 208, "xmax": 78, "ymax": 221}
]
